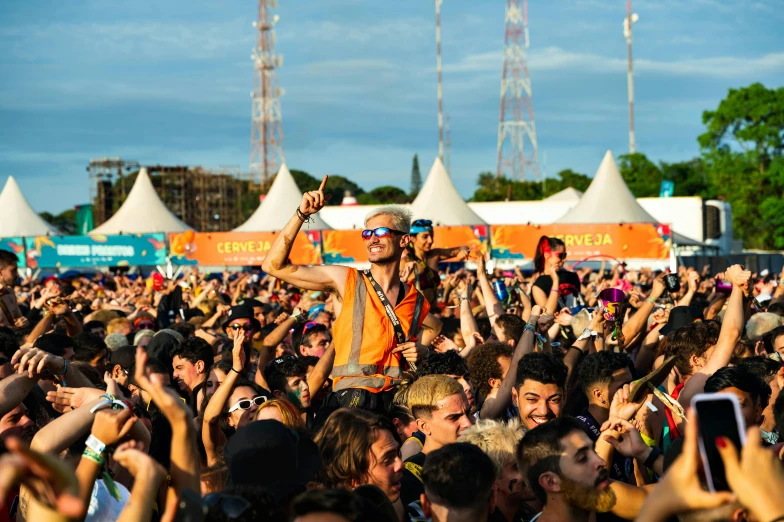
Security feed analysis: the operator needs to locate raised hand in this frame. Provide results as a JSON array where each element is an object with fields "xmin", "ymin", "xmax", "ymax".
[
  {"xmin": 725, "ymin": 264, "xmax": 751, "ymax": 291},
  {"xmin": 604, "ymin": 383, "xmax": 646, "ymax": 425},
  {"xmin": 299, "ymin": 175, "xmax": 329, "ymax": 216},
  {"xmin": 113, "ymin": 441, "xmax": 164, "ymax": 480},
  {"xmin": 91, "ymin": 409, "xmax": 136, "ymax": 447},
  {"xmin": 232, "ymin": 330, "xmax": 246, "ymax": 372},
  {"xmin": 602, "ymin": 418, "xmax": 650, "ymax": 461},
  {"xmin": 12, "ymin": 347, "xmax": 65, "ymax": 380},
  {"xmin": 391, "ymin": 341, "xmax": 420, "ymax": 365},
  {"xmin": 432, "ymin": 335, "xmax": 459, "ymax": 353},
  {"xmin": 46, "ymin": 387, "xmax": 104, "ymax": 413}
]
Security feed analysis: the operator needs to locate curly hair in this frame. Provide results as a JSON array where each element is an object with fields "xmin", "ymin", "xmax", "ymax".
[
  {"xmin": 665, "ymin": 321, "xmax": 719, "ymax": 376},
  {"xmin": 417, "ymin": 351, "xmax": 468, "ymax": 379},
  {"xmin": 467, "ymin": 342, "xmax": 514, "ymax": 398},
  {"xmin": 314, "ymin": 408, "xmax": 400, "ymax": 490},
  {"xmin": 514, "ymin": 353, "xmax": 567, "ymax": 391}
]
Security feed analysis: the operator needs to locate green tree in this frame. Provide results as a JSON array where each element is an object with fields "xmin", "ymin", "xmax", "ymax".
[
  {"xmin": 410, "ymin": 154, "xmax": 422, "ymax": 198},
  {"xmin": 699, "ymin": 83, "xmax": 784, "ymax": 248},
  {"xmin": 542, "ymin": 169, "xmax": 592, "ymax": 198},
  {"xmin": 289, "ymin": 170, "xmax": 365, "ymax": 206},
  {"xmin": 357, "ymin": 186, "xmax": 410, "ymax": 205},
  {"xmin": 618, "ymin": 153, "xmax": 662, "ymax": 197},
  {"xmin": 471, "ymin": 172, "xmax": 542, "ymax": 201},
  {"xmin": 40, "ymin": 209, "xmax": 77, "ymax": 235}
]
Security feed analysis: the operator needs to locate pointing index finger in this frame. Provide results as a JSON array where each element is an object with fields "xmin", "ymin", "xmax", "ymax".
[{"xmin": 319, "ymin": 175, "xmax": 328, "ymax": 192}]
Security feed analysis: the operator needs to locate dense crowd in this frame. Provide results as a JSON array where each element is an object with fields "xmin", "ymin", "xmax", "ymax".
[{"xmin": 1, "ymin": 180, "xmax": 784, "ymax": 522}]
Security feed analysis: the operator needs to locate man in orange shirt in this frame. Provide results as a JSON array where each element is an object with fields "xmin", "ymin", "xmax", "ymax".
[{"xmin": 262, "ymin": 177, "xmax": 441, "ymax": 414}]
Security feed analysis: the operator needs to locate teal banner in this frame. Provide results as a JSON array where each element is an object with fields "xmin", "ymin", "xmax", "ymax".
[
  {"xmin": 25, "ymin": 234, "xmax": 167, "ymax": 268},
  {"xmin": 0, "ymin": 238, "xmax": 26, "ymax": 268}
]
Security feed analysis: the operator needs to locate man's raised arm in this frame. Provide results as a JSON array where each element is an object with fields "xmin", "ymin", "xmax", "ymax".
[{"xmin": 261, "ymin": 175, "xmax": 348, "ymax": 296}]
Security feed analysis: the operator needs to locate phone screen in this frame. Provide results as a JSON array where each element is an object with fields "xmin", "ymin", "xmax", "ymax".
[{"xmin": 694, "ymin": 396, "xmax": 745, "ymax": 491}]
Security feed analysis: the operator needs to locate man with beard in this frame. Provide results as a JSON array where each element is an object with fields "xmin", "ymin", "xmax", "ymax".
[
  {"xmin": 517, "ymin": 418, "xmax": 648, "ymax": 522},
  {"xmin": 262, "ymin": 177, "xmax": 440, "ymax": 413}
]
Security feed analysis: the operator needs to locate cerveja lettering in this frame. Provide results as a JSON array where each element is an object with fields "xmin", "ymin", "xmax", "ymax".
[
  {"xmin": 216, "ymin": 241, "xmax": 272, "ymax": 254},
  {"xmin": 552, "ymin": 233, "xmax": 612, "ymax": 248}
]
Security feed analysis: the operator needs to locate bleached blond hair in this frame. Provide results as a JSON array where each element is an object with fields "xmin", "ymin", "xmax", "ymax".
[
  {"xmin": 458, "ymin": 418, "xmax": 526, "ymax": 477},
  {"xmin": 364, "ymin": 205, "xmax": 412, "ymax": 234}
]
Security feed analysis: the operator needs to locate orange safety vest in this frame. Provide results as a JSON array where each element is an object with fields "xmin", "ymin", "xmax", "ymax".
[{"xmin": 332, "ymin": 268, "xmax": 430, "ymax": 393}]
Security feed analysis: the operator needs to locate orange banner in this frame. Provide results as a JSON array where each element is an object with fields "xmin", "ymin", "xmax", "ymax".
[
  {"xmin": 169, "ymin": 230, "xmax": 322, "ymax": 266},
  {"xmin": 322, "ymin": 226, "xmax": 489, "ymax": 264},
  {"xmin": 491, "ymin": 223, "xmax": 671, "ymax": 261}
]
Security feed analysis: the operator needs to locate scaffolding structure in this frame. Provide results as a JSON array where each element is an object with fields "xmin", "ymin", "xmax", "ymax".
[
  {"xmin": 89, "ymin": 159, "xmax": 247, "ymax": 232},
  {"xmin": 250, "ymin": 0, "xmax": 285, "ymax": 186},
  {"xmin": 87, "ymin": 158, "xmax": 141, "ymax": 226}
]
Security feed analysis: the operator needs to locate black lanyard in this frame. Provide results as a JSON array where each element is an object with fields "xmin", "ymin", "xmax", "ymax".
[{"xmin": 362, "ymin": 270, "xmax": 424, "ymax": 345}]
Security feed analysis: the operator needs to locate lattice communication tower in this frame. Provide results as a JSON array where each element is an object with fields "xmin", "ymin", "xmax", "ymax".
[
  {"xmin": 250, "ymin": 0, "xmax": 285, "ymax": 186},
  {"xmin": 496, "ymin": 0, "xmax": 540, "ymax": 181}
]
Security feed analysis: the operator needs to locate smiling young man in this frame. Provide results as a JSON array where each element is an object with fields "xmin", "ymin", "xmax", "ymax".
[
  {"xmin": 262, "ymin": 177, "xmax": 440, "ymax": 414},
  {"xmin": 511, "ymin": 353, "xmax": 567, "ymax": 430},
  {"xmin": 315, "ymin": 409, "xmax": 404, "ymax": 507},
  {"xmin": 400, "ymin": 374, "xmax": 475, "ymax": 508}
]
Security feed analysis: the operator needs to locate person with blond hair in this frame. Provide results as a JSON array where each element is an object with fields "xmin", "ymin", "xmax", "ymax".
[
  {"xmin": 459, "ymin": 419, "xmax": 538, "ymax": 522},
  {"xmin": 400, "ymin": 374, "xmax": 474, "ymax": 508},
  {"xmin": 254, "ymin": 398, "xmax": 304, "ymax": 428}
]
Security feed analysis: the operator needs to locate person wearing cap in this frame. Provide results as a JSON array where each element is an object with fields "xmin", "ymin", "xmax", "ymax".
[
  {"xmin": 223, "ymin": 420, "xmax": 321, "ymax": 503},
  {"xmin": 222, "ymin": 304, "xmax": 260, "ymax": 374},
  {"xmin": 262, "ymin": 178, "xmax": 441, "ymax": 414},
  {"xmin": 402, "ymin": 218, "xmax": 470, "ymax": 307}
]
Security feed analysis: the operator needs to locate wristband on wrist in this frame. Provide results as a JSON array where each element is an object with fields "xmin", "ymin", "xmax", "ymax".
[
  {"xmin": 85, "ymin": 434, "xmax": 107, "ymax": 455},
  {"xmin": 646, "ymin": 296, "xmax": 657, "ymax": 304},
  {"xmin": 643, "ymin": 446, "xmax": 662, "ymax": 468},
  {"xmin": 59, "ymin": 357, "xmax": 69, "ymax": 387},
  {"xmin": 231, "ymin": 367, "xmax": 242, "ymax": 374},
  {"xmin": 82, "ymin": 447, "xmax": 105, "ymax": 466}
]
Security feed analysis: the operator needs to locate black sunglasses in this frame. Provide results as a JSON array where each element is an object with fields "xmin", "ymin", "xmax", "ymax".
[
  {"xmin": 202, "ymin": 493, "xmax": 252, "ymax": 519},
  {"xmin": 551, "ymin": 252, "xmax": 567, "ymax": 260},
  {"xmin": 229, "ymin": 323, "xmax": 254, "ymax": 331},
  {"xmin": 361, "ymin": 227, "xmax": 406, "ymax": 240}
]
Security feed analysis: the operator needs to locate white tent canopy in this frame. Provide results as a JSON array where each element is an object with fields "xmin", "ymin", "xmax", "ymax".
[
  {"xmin": 235, "ymin": 163, "xmax": 330, "ymax": 232},
  {"xmin": 91, "ymin": 168, "xmax": 192, "ymax": 235},
  {"xmin": 411, "ymin": 157, "xmax": 486, "ymax": 226},
  {"xmin": 556, "ymin": 151, "xmax": 658, "ymax": 224},
  {"xmin": 0, "ymin": 176, "xmax": 60, "ymax": 236},
  {"xmin": 543, "ymin": 187, "xmax": 583, "ymax": 204}
]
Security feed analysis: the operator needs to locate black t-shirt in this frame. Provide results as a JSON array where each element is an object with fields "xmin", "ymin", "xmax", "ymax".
[
  {"xmin": 533, "ymin": 270, "xmax": 583, "ymax": 309},
  {"xmin": 401, "ymin": 451, "xmax": 427, "ymax": 507}
]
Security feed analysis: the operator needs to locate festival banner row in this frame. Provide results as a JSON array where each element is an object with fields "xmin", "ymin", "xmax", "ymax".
[{"xmin": 3, "ymin": 223, "xmax": 671, "ymax": 269}]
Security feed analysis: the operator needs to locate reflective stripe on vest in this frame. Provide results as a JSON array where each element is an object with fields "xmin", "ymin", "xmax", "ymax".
[{"xmin": 332, "ymin": 270, "xmax": 420, "ymax": 392}]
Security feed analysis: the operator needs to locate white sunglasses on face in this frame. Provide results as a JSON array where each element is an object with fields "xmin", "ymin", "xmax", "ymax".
[{"xmin": 228, "ymin": 395, "xmax": 268, "ymax": 413}]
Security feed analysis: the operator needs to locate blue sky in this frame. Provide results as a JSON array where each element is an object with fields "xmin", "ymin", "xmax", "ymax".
[{"xmin": 1, "ymin": 0, "xmax": 782, "ymax": 214}]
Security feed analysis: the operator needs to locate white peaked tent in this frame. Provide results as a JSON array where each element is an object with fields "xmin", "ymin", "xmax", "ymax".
[
  {"xmin": 0, "ymin": 176, "xmax": 60, "ymax": 236},
  {"xmin": 91, "ymin": 168, "xmax": 191, "ymax": 234},
  {"xmin": 556, "ymin": 151, "xmax": 658, "ymax": 224},
  {"xmin": 411, "ymin": 157, "xmax": 486, "ymax": 226},
  {"xmin": 555, "ymin": 151, "xmax": 705, "ymax": 246},
  {"xmin": 543, "ymin": 187, "xmax": 583, "ymax": 203},
  {"xmin": 234, "ymin": 163, "xmax": 330, "ymax": 231}
]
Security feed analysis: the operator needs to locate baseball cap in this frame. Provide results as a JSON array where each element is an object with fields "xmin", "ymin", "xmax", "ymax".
[{"xmin": 224, "ymin": 420, "xmax": 321, "ymax": 498}]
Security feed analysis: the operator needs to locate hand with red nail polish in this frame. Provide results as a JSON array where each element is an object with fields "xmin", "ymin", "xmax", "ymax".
[{"xmin": 715, "ymin": 425, "xmax": 784, "ymax": 522}]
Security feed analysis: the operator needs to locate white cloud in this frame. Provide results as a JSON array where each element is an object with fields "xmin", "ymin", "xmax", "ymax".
[{"xmin": 445, "ymin": 46, "xmax": 784, "ymax": 78}]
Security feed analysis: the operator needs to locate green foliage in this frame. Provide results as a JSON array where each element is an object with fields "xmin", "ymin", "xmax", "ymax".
[
  {"xmin": 618, "ymin": 153, "xmax": 662, "ymax": 197},
  {"xmin": 357, "ymin": 185, "xmax": 410, "ymax": 205},
  {"xmin": 470, "ymin": 169, "xmax": 591, "ymax": 202},
  {"xmin": 289, "ymin": 170, "xmax": 365, "ymax": 206},
  {"xmin": 699, "ymin": 83, "xmax": 784, "ymax": 248},
  {"xmin": 542, "ymin": 169, "xmax": 592, "ymax": 198},
  {"xmin": 410, "ymin": 154, "xmax": 422, "ymax": 198},
  {"xmin": 40, "ymin": 209, "xmax": 77, "ymax": 235}
]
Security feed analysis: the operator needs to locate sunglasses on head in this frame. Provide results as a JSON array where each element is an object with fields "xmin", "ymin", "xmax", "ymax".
[
  {"xmin": 412, "ymin": 219, "xmax": 432, "ymax": 227},
  {"xmin": 272, "ymin": 354, "xmax": 297, "ymax": 367},
  {"xmin": 361, "ymin": 227, "xmax": 406, "ymax": 240},
  {"xmin": 228, "ymin": 395, "xmax": 268, "ymax": 413},
  {"xmin": 229, "ymin": 323, "xmax": 254, "ymax": 331},
  {"xmin": 302, "ymin": 321, "xmax": 319, "ymax": 334}
]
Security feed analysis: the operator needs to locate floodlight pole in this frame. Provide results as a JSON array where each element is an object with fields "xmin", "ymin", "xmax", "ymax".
[{"xmin": 625, "ymin": 0, "xmax": 636, "ymax": 154}]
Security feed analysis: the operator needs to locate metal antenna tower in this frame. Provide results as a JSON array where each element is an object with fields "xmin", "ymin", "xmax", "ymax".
[
  {"xmin": 496, "ymin": 0, "xmax": 540, "ymax": 181},
  {"xmin": 250, "ymin": 0, "xmax": 285, "ymax": 186},
  {"xmin": 623, "ymin": 1, "xmax": 639, "ymax": 154},
  {"xmin": 445, "ymin": 113, "xmax": 451, "ymax": 173}
]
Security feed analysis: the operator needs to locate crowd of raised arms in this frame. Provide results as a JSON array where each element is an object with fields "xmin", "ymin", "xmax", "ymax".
[{"xmin": 1, "ymin": 180, "xmax": 784, "ymax": 522}]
